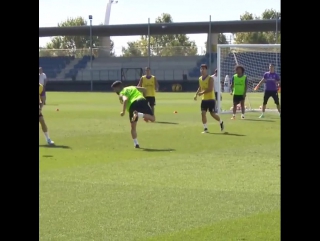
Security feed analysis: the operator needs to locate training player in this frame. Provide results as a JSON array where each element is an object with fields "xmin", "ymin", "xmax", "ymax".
[
  {"xmin": 254, "ymin": 63, "xmax": 281, "ymax": 118},
  {"xmin": 39, "ymin": 67, "xmax": 47, "ymax": 105},
  {"xmin": 230, "ymin": 65, "xmax": 247, "ymax": 120},
  {"xmin": 111, "ymin": 81, "xmax": 155, "ymax": 148},
  {"xmin": 212, "ymin": 69, "xmax": 222, "ymax": 101},
  {"xmin": 137, "ymin": 67, "xmax": 159, "ymax": 115},
  {"xmin": 212, "ymin": 69, "xmax": 222, "ymax": 112},
  {"xmin": 194, "ymin": 64, "xmax": 224, "ymax": 134},
  {"xmin": 39, "ymin": 83, "xmax": 54, "ymax": 145}
]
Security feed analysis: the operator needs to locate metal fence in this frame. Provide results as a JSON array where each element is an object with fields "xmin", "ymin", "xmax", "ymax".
[{"xmin": 55, "ymin": 68, "xmax": 191, "ymax": 81}]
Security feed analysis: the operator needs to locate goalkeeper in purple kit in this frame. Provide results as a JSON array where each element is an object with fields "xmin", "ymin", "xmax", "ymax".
[
  {"xmin": 111, "ymin": 81, "xmax": 155, "ymax": 148},
  {"xmin": 254, "ymin": 64, "xmax": 281, "ymax": 118}
]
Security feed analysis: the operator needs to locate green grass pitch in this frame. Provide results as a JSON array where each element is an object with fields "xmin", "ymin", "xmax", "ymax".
[{"xmin": 39, "ymin": 92, "xmax": 280, "ymax": 241}]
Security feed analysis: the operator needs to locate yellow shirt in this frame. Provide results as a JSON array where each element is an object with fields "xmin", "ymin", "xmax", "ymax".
[
  {"xmin": 199, "ymin": 75, "xmax": 214, "ymax": 100},
  {"xmin": 39, "ymin": 83, "xmax": 43, "ymax": 103},
  {"xmin": 141, "ymin": 75, "xmax": 156, "ymax": 97}
]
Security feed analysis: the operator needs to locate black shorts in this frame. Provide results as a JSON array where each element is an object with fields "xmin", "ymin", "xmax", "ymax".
[
  {"xmin": 233, "ymin": 95, "xmax": 245, "ymax": 104},
  {"xmin": 263, "ymin": 91, "xmax": 280, "ymax": 105},
  {"xmin": 201, "ymin": 100, "xmax": 216, "ymax": 113},
  {"xmin": 146, "ymin": 96, "xmax": 156, "ymax": 107},
  {"xmin": 129, "ymin": 98, "xmax": 154, "ymax": 122}
]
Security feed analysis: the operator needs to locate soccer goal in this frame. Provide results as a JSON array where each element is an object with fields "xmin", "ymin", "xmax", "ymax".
[{"xmin": 216, "ymin": 44, "xmax": 281, "ymax": 114}]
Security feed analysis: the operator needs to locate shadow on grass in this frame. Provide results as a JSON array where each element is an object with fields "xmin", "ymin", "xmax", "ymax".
[
  {"xmin": 140, "ymin": 148, "xmax": 175, "ymax": 152},
  {"xmin": 269, "ymin": 116, "xmax": 281, "ymax": 120},
  {"xmin": 39, "ymin": 144, "xmax": 72, "ymax": 149},
  {"xmin": 155, "ymin": 121, "xmax": 179, "ymax": 125},
  {"xmin": 208, "ymin": 132, "xmax": 245, "ymax": 137},
  {"xmin": 42, "ymin": 155, "xmax": 53, "ymax": 158},
  {"xmin": 243, "ymin": 118, "xmax": 275, "ymax": 122}
]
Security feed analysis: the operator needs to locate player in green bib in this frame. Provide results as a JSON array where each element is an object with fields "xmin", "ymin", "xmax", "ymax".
[
  {"xmin": 230, "ymin": 65, "xmax": 248, "ymax": 120},
  {"xmin": 111, "ymin": 81, "xmax": 155, "ymax": 148}
]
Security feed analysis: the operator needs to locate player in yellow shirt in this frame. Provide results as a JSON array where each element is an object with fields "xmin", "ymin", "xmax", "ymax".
[
  {"xmin": 194, "ymin": 64, "xmax": 224, "ymax": 133},
  {"xmin": 137, "ymin": 67, "xmax": 159, "ymax": 115},
  {"xmin": 39, "ymin": 83, "xmax": 54, "ymax": 145}
]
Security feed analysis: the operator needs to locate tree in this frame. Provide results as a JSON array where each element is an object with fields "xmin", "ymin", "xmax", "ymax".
[
  {"xmin": 202, "ymin": 34, "xmax": 229, "ymax": 54},
  {"xmin": 218, "ymin": 33, "xmax": 229, "ymax": 44},
  {"xmin": 41, "ymin": 17, "xmax": 115, "ymax": 57},
  {"xmin": 121, "ymin": 13, "xmax": 197, "ymax": 57},
  {"xmin": 234, "ymin": 9, "xmax": 281, "ymax": 44}
]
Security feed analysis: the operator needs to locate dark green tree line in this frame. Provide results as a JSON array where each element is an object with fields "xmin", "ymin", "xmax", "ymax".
[
  {"xmin": 40, "ymin": 16, "xmax": 114, "ymax": 57},
  {"xmin": 234, "ymin": 9, "xmax": 281, "ymax": 44}
]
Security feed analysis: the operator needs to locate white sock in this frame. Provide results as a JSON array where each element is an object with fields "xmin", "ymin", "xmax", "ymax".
[
  {"xmin": 219, "ymin": 120, "xmax": 223, "ymax": 123},
  {"xmin": 44, "ymin": 132, "xmax": 49, "ymax": 140},
  {"xmin": 241, "ymin": 114, "xmax": 244, "ymax": 116},
  {"xmin": 203, "ymin": 123, "xmax": 207, "ymax": 129},
  {"xmin": 133, "ymin": 139, "xmax": 139, "ymax": 145},
  {"xmin": 137, "ymin": 112, "xmax": 144, "ymax": 118},
  {"xmin": 232, "ymin": 114, "xmax": 235, "ymax": 117}
]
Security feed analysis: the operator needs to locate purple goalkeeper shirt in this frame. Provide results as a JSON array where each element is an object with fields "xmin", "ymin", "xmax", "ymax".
[{"xmin": 263, "ymin": 72, "xmax": 280, "ymax": 91}]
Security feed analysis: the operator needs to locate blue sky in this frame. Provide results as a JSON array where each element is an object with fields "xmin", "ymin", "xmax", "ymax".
[{"xmin": 39, "ymin": 0, "xmax": 280, "ymax": 55}]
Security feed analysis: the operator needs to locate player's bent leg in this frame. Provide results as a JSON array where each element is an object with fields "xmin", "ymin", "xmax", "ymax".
[
  {"xmin": 41, "ymin": 90, "xmax": 46, "ymax": 105},
  {"xmin": 210, "ymin": 111, "xmax": 224, "ymax": 132},
  {"xmin": 209, "ymin": 100, "xmax": 224, "ymax": 132},
  {"xmin": 276, "ymin": 104, "xmax": 281, "ymax": 116},
  {"xmin": 41, "ymin": 96, "xmax": 46, "ymax": 105},
  {"xmin": 240, "ymin": 99, "xmax": 245, "ymax": 119},
  {"xmin": 146, "ymin": 97, "xmax": 155, "ymax": 116},
  {"xmin": 132, "ymin": 99, "xmax": 156, "ymax": 123},
  {"xmin": 260, "ymin": 93, "xmax": 270, "ymax": 118},
  {"xmin": 232, "ymin": 97, "xmax": 238, "ymax": 119},
  {"xmin": 39, "ymin": 116, "xmax": 54, "ymax": 145},
  {"xmin": 201, "ymin": 110, "xmax": 208, "ymax": 133},
  {"xmin": 150, "ymin": 98, "xmax": 156, "ymax": 116},
  {"xmin": 200, "ymin": 100, "xmax": 209, "ymax": 133},
  {"xmin": 148, "ymin": 104, "xmax": 155, "ymax": 120},
  {"xmin": 273, "ymin": 93, "xmax": 281, "ymax": 115},
  {"xmin": 140, "ymin": 112, "xmax": 155, "ymax": 122},
  {"xmin": 130, "ymin": 121, "xmax": 140, "ymax": 148}
]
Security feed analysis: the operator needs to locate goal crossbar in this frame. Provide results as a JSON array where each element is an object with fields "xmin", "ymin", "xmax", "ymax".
[{"xmin": 216, "ymin": 44, "xmax": 280, "ymax": 114}]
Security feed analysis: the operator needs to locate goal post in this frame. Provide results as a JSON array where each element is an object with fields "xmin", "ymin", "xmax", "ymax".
[{"xmin": 216, "ymin": 44, "xmax": 281, "ymax": 114}]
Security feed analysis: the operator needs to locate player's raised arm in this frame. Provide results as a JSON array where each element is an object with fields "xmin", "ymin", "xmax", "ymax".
[
  {"xmin": 136, "ymin": 86, "xmax": 147, "ymax": 97},
  {"xmin": 137, "ymin": 77, "xmax": 143, "ymax": 87},
  {"xmin": 254, "ymin": 74, "xmax": 266, "ymax": 91}
]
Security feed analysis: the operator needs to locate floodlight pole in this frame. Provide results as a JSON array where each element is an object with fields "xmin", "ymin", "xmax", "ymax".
[
  {"xmin": 148, "ymin": 18, "xmax": 151, "ymax": 68},
  {"xmin": 208, "ymin": 15, "xmax": 212, "ymax": 74},
  {"xmin": 275, "ymin": 13, "xmax": 279, "ymax": 71},
  {"xmin": 89, "ymin": 15, "xmax": 93, "ymax": 91}
]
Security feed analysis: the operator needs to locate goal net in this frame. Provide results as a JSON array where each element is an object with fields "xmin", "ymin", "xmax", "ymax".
[{"xmin": 216, "ymin": 44, "xmax": 281, "ymax": 114}]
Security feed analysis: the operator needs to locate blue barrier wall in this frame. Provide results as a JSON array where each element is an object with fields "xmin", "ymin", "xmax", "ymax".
[{"xmin": 46, "ymin": 81, "xmax": 199, "ymax": 92}]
